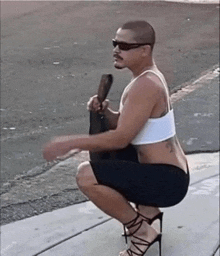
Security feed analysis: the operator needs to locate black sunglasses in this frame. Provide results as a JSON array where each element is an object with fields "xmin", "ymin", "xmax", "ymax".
[{"xmin": 112, "ymin": 39, "xmax": 151, "ymax": 51}]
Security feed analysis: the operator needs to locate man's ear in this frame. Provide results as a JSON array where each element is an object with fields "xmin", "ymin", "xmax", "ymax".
[{"xmin": 142, "ymin": 45, "xmax": 151, "ymax": 57}]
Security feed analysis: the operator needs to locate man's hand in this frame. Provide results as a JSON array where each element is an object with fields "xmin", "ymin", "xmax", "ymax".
[
  {"xmin": 42, "ymin": 136, "xmax": 81, "ymax": 162},
  {"xmin": 87, "ymin": 95, "xmax": 109, "ymax": 114}
]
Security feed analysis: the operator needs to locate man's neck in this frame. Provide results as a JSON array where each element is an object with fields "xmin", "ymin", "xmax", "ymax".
[{"xmin": 131, "ymin": 59, "xmax": 155, "ymax": 78}]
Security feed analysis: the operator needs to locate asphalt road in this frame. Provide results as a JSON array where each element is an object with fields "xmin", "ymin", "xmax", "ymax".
[{"xmin": 1, "ymin": 1, "xmax": 219, "ymax": 186}]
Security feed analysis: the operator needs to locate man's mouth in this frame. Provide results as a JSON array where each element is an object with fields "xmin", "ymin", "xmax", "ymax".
[{"xmin": 113, "ymin": 54, "xmax": 123, "ymax": 61}]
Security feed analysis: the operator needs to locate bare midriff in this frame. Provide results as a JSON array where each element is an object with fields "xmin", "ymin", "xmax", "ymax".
[{"xmin": 134, "ymin": 137, "xmax": 188, "ymax": 174}]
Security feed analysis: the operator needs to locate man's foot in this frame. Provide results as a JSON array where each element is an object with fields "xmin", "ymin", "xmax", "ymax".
[
  {"xmin": 119, "ymin": 215, "xmax": 159, "ymax": 256},
  {"xmin": 122, "ymin": 206, "xmax": 163, "ymax": 236},
  {"xmin": 137, "ymin": 206, "xmax": 162, "ymax": 233}
]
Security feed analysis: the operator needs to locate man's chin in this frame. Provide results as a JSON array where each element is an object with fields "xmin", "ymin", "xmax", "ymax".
[{"xmin": 114, "ymin": 63, "xmax": 124, "ymax": 70}]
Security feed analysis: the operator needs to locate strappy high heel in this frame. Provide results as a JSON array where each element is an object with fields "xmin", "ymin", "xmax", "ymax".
[
  {"xmin": 122, "ymin": 212, "xmax": 163, "ymax": 236},
  {"xmin": 122, "ymin": 213, "xmax": 162, "ymax": 256},
  {"xmin": 139, "ymin": 212, "xmax": 164, "ymax": 233}
]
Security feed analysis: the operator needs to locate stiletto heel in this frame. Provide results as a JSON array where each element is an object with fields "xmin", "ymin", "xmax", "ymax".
[
  {"xmin": 140, "ymin": 212, "xmax": 164, "ymax": 233},
  {"xmin": 122, "ymin": 213, "xmax": 163, "ymax": 256},
  {"xmin": 159, "ymin": 234, "xmax": 162, "ymax": 256}
]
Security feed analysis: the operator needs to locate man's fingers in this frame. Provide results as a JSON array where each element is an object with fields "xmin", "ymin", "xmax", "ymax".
[
  {"xmin": 87, "ymin": 96, "xmax": 109, "ymax": 113},
  {"xmin": 87, "ymin": 99, "xmax": 101, "ymax": 112},
  {"xmin": 101, "ymin": 99, "xmax": 109, "ymax": 111},
  {"xmin": 56, "ymin": 149, "xmax": 81, "ymax": 160},
  {"xmin": 87, "ymin": 96, "xmax": 99, "ymax": 111}
]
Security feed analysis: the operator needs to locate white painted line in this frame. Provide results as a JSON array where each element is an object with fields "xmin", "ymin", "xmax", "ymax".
[{"xmin": 171, "ymin": 65, "xmax": 219, "ymax": 104}]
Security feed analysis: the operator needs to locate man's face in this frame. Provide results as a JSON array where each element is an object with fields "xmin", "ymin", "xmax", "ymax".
[{"xmin": 113, "ymin": 28, "xmax": 144, "ymax": 70}]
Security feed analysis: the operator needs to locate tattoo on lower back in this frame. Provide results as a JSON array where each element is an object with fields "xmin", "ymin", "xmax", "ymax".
[{"xmin": 165, "ymin": 136, "xmax": 177, "ymax": 153}]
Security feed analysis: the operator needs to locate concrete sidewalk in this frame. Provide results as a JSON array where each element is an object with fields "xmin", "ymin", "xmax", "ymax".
[{"xmin": 1, "ymin": 152, "xmax": 219, "ymax": 256}]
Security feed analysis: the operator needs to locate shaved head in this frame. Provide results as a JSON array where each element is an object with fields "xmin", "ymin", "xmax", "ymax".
[{"xmin": 120, "ymin": 20, "xmax": 155, "ymax": 50}]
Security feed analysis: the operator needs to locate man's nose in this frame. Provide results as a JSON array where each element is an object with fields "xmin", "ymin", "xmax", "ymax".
[{"xmin": 113, "ymin": 45, "xmax": 120, "ymax": 53}]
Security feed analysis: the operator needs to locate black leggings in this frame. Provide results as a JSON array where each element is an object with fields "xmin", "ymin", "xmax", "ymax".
[{"xmin": 90, "ymin": 160, "xmax": 190, "ymax": 208}]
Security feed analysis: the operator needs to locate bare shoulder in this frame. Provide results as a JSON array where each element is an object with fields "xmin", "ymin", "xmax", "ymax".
[{"xmin": 128, "ymin": 75, "xmax": 164, "ymax": 101}]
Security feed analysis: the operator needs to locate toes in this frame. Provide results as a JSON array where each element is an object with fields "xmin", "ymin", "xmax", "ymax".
[{"xmin": 119, "ymin": 250, "xmax": 128, "ymax": 256}]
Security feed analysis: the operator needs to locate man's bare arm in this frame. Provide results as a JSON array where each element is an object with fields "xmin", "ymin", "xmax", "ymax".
[{"xmin": 43, "ymin": 77, "xmax": 158, "ymax": 161}]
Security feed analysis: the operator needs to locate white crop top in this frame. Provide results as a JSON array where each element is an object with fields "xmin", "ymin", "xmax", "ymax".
[{"xmin": 119, "ymin": 67, "xmax": 176, "ymax": 145}]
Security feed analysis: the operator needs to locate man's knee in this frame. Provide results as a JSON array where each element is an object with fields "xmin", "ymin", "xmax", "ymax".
[{"xmin": 76, "ymin": 161, "xmax": 96, "ymax": 189}]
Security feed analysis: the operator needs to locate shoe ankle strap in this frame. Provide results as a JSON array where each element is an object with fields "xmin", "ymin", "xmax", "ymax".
[{"xmin": 123, "ymin": 213, "xmax": 140, "ymax": 229}]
